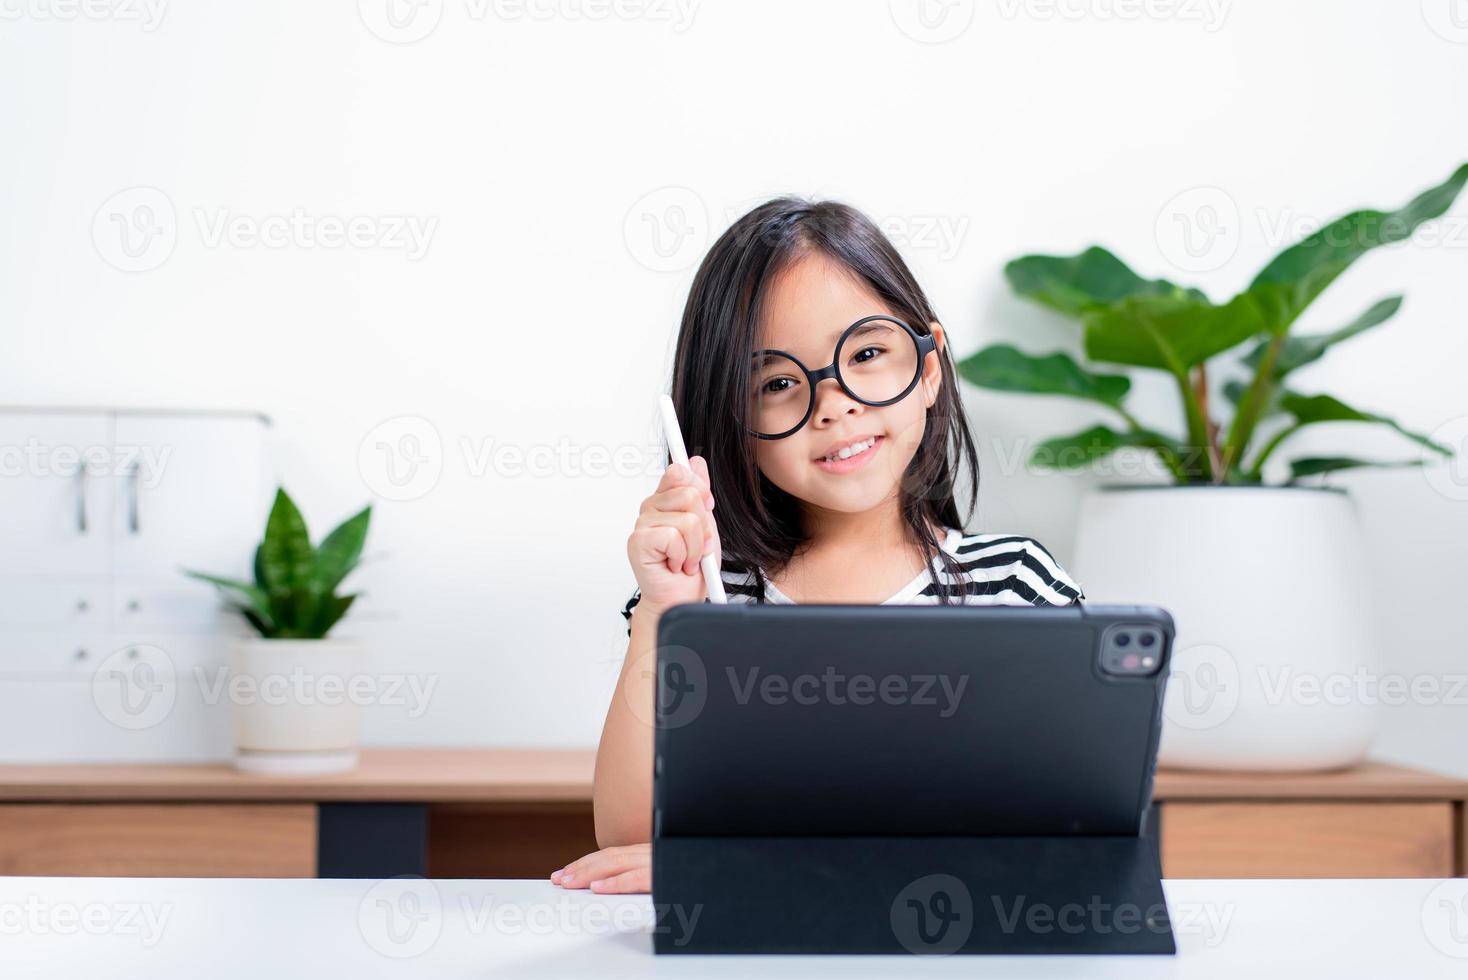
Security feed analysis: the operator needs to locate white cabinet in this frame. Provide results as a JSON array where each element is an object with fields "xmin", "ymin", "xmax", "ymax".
[
  {"xmin": 0, "ymin": 413, "xmax": 112, "ymax": 577},
  {"xmin": 0, "ymin": 409, "xmax": 273, "ymax": 763}
]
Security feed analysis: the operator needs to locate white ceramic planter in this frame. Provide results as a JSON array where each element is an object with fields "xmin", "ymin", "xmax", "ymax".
[
  {"xmin": 1072, "ymin": 486, "xmax": 1379, "ymax": 771},
  {"xmin": 228, "ymin": 638, "xmax": 363, "ymax": 775}
]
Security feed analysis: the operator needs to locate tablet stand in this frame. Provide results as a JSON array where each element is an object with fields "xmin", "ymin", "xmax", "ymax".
[{"xmin": 652, "ymin": 807, "xmax": 1174, "ymax": 955}]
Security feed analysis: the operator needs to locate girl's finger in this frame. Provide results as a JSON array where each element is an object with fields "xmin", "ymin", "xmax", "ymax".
[
  {"xmin": 645, "ymin": 486, "xmax": 716, "ymax": 551},
  {"xmin": 688, "ymin": 456, "xmax": 715, "ymax": 510},
  {"xmin": 552, "ymin": 845, "xmax": 647, "ymax": 888},
  {"xmin": 588, "ymin": 867, "xmax": 652, "ymax": 894},
  {"xmin": 646, "ymin": 485, "xmax": 706, "ymax": 515},
  {"xmin": 648, "ymin": 525, "xmax": 687, "ymax": 577}
]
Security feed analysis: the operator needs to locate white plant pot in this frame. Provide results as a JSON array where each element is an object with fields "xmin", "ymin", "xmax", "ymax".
[
  {"xmin": 228, "ymin": 638, "xmax": 363, "ymax": 775},
  {"xmin": 1072, "ymin": 486, "xmax": 1379, "ymax": 772}
]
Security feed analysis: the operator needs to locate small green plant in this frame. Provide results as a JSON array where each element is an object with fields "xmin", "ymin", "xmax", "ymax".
[
  {"xmin": 958, "ymin": 165, "xmax": 1467, "ymax": 486},
  {"xmin": 185, "ymin": 488, "xmax": 372, "ymax": 639}
]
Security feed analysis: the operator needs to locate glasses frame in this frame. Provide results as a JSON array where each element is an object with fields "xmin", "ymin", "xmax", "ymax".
[{"xmin": 745, "ymin": 314, "xmax": 938, "ymax": 440}]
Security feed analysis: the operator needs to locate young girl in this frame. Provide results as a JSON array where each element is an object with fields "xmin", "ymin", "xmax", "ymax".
[{"xmin": 551, "ymin": 196, "xmax": 1085, "ymax": 894}]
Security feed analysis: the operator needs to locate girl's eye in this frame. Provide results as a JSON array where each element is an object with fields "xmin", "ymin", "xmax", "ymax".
[
  {"xmin": 851, "ymin": 346, "xmax": 884, "ymax": 365},
  {"xmin": 762, "ymin": 377, "xmax": 797, "ymax": 395}
]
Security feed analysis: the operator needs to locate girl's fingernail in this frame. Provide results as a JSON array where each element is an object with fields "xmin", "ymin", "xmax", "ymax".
[
  {"xmin": 550, "ymin": 870, "xmax": 562, "ymax": 881},
  {"xmin": 589, "ymin": 879, "xmax": 604, "ymax": 890},
  {"xmin": 703, "ymin": 538, "xmax": 715, "ymax": 554}
]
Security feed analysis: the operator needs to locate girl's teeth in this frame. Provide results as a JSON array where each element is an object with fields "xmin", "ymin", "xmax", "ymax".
[{"xmin": 826, "ymin": 437, "xmax": 875, "ymax": 462}]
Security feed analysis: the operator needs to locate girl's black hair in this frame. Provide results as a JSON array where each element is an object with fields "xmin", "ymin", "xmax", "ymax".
[{"xmin": 670, "ymin": 195, "xmax": 981, "ymax": 602}]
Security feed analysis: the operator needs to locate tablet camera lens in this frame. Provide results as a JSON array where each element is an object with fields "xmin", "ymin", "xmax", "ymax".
[{"xmin": 1101, "ymin": 625, "xmax": 1161, "ymax": 676}]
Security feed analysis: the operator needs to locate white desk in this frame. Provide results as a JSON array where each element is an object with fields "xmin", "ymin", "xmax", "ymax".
[{"xmin": 4, "ymin": 876, "xmax": 1467, "ymax": 978}]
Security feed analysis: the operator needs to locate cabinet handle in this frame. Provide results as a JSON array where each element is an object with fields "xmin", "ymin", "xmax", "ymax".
[
  {"xmin": 75, "ymin": 466, "xmax": 88, "ymax": 534},
  {"xmin": 127, "ymin": 463, "xmax": 141, "ymax": 534}
]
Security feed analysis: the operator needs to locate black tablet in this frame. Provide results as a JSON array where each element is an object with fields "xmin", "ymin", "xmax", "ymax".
[
  {"xmin": 648, "ymin": 602, "xmax": 1178, "ymax": 955},
  {"xmin": 653, "ymin": 602, "xmax": 1174, "ymax": 840}
]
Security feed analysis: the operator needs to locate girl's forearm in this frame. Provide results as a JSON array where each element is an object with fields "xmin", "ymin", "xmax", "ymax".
[{"xmin": 592, "ymin": 602, "xmax": 662, "ymax": 847}]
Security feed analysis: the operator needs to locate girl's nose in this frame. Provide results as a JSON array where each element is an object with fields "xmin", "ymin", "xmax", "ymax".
[{"xmin": 811, "ymin": 378, "xmax": 863, "ymax": 426}]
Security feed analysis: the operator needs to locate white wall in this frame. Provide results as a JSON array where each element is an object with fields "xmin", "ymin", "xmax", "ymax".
[{"xmin": 2, "ymin": 1, "xmax": 1465, "ymax": 772}]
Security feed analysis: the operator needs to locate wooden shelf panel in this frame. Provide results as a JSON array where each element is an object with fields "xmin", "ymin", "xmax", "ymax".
[
  {"xmin": 1161, "ymin": 802, "xmax": 1456, "ymax": 878},
  {"xmin": 1155, "ymin": 761, "xmax": 1468, "ymax": 801},
  {"xmin": 0, "ymin": 804, "xmax": 316, "ymax": 877},
  {"xmin": 0, "ymin": 748, "xmax": 597, "ymax": 803}
]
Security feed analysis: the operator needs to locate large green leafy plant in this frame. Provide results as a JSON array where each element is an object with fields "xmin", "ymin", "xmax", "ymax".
[
  {"xmin": 958, "ymin": 165, "xmax": 1467, "ymax": 485},
  {"xmin": 185, "ymin": 488, "xmax": 372, "ymax": 639}
]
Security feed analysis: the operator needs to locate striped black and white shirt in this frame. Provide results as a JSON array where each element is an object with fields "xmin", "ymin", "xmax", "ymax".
[{"xmin": 620, "ymin": 527, "xmax": 1085, "ymax": 635}]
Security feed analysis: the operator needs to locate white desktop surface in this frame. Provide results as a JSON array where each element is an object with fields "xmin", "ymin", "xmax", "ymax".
[{"xmin": 4, "ymin": 876, "xmax": 1467, "ymax": 978}]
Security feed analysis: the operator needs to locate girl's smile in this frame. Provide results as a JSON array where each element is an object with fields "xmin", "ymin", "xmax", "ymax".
[{"xmin": 813, "ymin": 433, "xmax": 884, "ymax": 474}]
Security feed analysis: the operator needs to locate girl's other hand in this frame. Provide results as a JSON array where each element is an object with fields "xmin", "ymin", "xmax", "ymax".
[
  {"xmin": 550, "ymin": 843, "xmax": 651, "ymax": 894},
  {"xmin": 626, "ymin": 455, "xmax": 719, "ymax": 617}
]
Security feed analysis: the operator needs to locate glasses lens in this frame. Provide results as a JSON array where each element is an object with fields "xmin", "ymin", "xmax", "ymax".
[
  {"xmin": 750, "ymin": 351, "xmax": 809, "ymax": 436},
  {"xmin": 837, "ymin": 318, "xmax": 920, "ymax": 404}
]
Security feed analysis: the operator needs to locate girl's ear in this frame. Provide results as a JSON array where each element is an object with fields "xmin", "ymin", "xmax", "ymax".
[{"xmin": 922, "ymin": 321, "xmax": 946, "ymax": 407}]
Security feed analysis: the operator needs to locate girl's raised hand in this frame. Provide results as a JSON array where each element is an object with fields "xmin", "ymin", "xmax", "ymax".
[{"xmin": 626, "ymin": 455, "xmax": 719, "ymax": 617}]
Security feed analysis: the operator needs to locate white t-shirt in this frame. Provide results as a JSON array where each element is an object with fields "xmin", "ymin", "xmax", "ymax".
[{"xmin": 621, "ymin": 526, "xmax": 1085, "ymax": 635}]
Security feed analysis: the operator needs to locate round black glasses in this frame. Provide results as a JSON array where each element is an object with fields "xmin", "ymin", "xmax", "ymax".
[{"xmin": 745, "ymin": 315, "xmax": 938, "ymax": 440}]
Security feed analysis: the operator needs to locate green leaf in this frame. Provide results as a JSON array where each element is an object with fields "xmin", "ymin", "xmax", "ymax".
[
  {"xmin": 182, "ymin": 570, "xmax": 270, "ymax": 612},
  {"xmin": 234, "ymin": 605, "xmax": 277, "ymax": 638},
  {"xmin": 258, "ymin": 488, "xmax": 314, "ymax": 632},
  {"xmin": 314, "ymin": 505, "xmax": 371, "ymax": 592},
  {"xmin": 312, "ymin": 593, "xmax": 359, "ymax": 638},
  {"xmin": 1083, "ymin": 291, "xmax": 1272, "ymax": 373},
  {"xmin": 1005, "ymin": 247, "xmax": 1207, "ymax": 317},
  {"xmin": 956, "ymin": 344, "xmax": 1131, "ymax": 408},
  {"xmin": 1286, "ymin": 456, "xmax": 1426, "ymax": 482},
  {"xmin": 1030, "ymin": 424, "xmax": 1188, "ymax": 470},
  {"xmin": 1248, "ymin": 164, "xmax": 1468, "ymax": 332},
  {"xmin": 1223, "ymin": 378, "xmax": 1282, "ymax": 417},
  {"xmin": 1278, "ymin": 391, "xmax": 1454, "ymax": 455},
  {"xmin": 1241, "ymin": 296, "xmax": 1403, "ymax": 378}
]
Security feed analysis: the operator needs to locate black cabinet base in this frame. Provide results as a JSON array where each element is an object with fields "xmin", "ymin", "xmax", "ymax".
[{"xmin": 317, "ymin": 803, "xmax": 427, "ymax": 878}]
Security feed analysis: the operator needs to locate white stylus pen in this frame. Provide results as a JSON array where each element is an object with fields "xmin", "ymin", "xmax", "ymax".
[{"xmin": 658, "ymin": 394, "xmax": 727, "ymax": 604}]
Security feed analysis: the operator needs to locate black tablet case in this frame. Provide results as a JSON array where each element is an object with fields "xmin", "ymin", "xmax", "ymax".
[{"xmin": 650, "ymin": 602, "xmax": 1175, "ymax": 955}]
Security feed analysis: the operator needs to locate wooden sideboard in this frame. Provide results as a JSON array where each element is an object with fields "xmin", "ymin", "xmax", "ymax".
[{"xmin": 0, "ymin": 750, "xmax": 1462, "ymax": 879}]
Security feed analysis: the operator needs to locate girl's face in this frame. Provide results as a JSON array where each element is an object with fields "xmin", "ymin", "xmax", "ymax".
[{"xmin": 752, "ymin": 250, "xmax": 947, "ymax": 520}]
